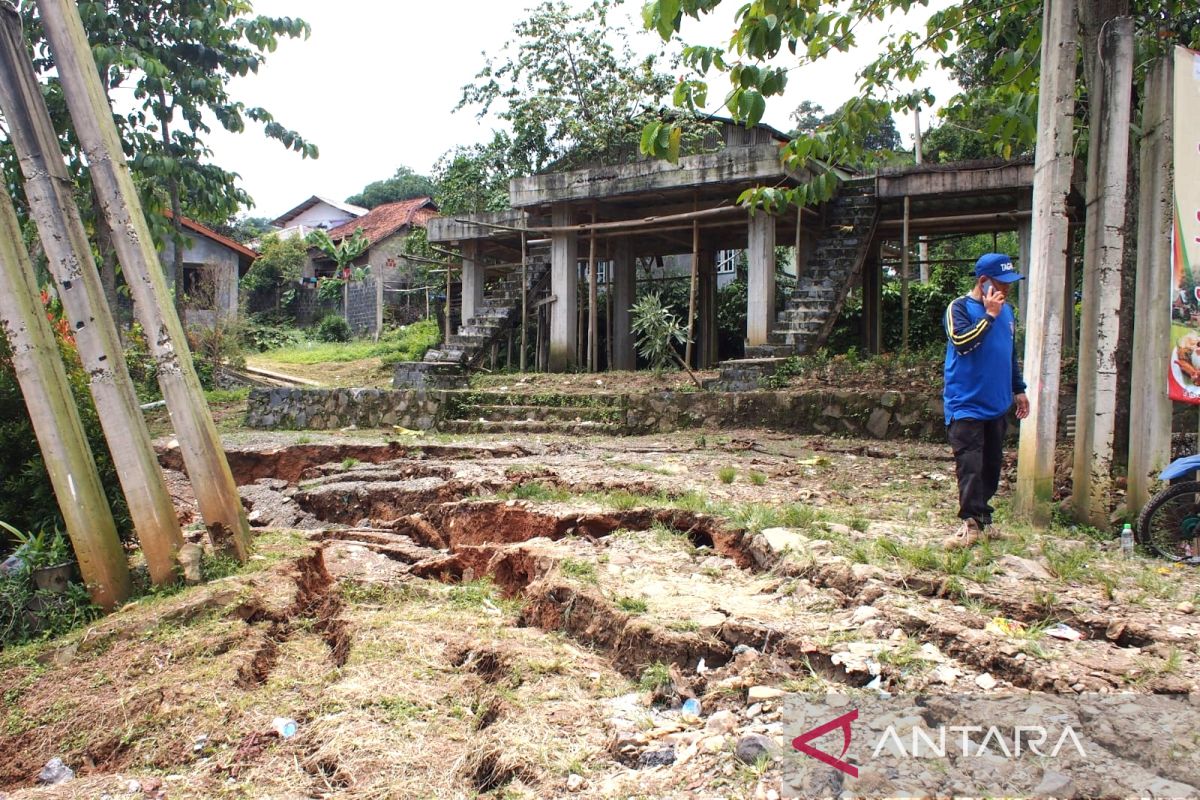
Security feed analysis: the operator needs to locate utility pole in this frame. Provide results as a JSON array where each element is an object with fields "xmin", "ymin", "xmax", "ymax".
[
  {"xmin": 0, "ymin": 190, "xmax": 131, "ymax": 610},
  {"xmin": 35, "ymin": 0, "xmax": 251, "ymax": 558},
  {"xmin": 0, "ymin": 6, "xmax": 185, "ymax": 583},
  {"xmin": 1014, "ymin": 0, "xmax": 1078, "ymax": 524}
]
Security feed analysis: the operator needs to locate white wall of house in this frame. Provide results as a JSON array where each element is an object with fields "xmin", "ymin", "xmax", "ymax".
[
  {"xmin": 288, "ymin": 201, "xmax": 360, "ymax": 232},
  {"xmin": 160, "ymin": 234, "xmax": 241, "ymax": 327}
]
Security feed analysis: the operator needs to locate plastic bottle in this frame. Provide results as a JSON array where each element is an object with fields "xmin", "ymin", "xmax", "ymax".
[
  {"xmin": 272, "ymin": 717, "xmax": 297, "ymax": 738},
  {"xmin": 1120, "ymin": 523, "xmax": 1135, "ymax": 559}
]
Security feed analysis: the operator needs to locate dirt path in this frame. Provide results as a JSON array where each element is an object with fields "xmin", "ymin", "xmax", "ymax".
[{"xmin": 2, "ymin": 430, "xmax": 1197, "ymax": 798}]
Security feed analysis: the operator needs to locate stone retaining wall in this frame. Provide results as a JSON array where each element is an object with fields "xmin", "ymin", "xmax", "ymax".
[
  {"xmin": 245, "ymin": 388, "xmax": 445, "ymax": 430},
  {"xmin": 626, "ymin": 389, "xmax": 946, "ymax": 440}
]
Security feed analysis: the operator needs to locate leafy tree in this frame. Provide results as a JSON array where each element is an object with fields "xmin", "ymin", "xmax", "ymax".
[
  {"xmin": 457, "ymin": 0, "xmax": 677, "ymax": 173},
  {"xmin": 18, "ymin": 1, "xmax": 318, "ymax": 316},
  {"xmin": 630, "ymin": 292, "xmax": 689, "ymax": 374},
  {"xmin": 241, "ymin": 232, "xmax": 306, "ymax": 312},
  {"xmin": 220, "ymin": 216, "xmax": 275, "ymax": 244},
  {"xmin": 790, "ymin": 98, "xmax": 901, "ymax": 157},
  {"xmin": 346, "ymin": 166, "xmax": 436, "ymax": 209},
  {"xmin": 641, "ymin": 0, "xmax": 1200, "ymax": 208},
  {"xmin": 433, "ymin": 135, "xmax": 515, "ymax": 215},
  {"xmin": 307, "ymin": 228, "xmax": 370, "ymax": 274}
]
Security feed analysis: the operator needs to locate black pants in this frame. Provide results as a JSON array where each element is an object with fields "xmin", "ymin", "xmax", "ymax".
[{"xmin": 947, "ymin": 416, "xmax": 1007, "ymax": 524}]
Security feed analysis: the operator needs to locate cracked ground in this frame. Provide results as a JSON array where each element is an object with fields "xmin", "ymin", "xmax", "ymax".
[{"xmin": 2, "ymin": 428, "xmax": 1198, "ymax": 799}]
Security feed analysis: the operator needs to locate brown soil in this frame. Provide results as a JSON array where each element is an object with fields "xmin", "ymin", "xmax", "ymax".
[{"xmin": 3, "ymin": 429, "xmax": 1198, "ymax": 799}]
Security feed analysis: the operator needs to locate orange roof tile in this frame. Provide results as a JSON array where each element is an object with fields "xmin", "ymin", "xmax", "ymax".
[{"xmin": 326, "ymin": 197, "xmax": 439, "ymax": 245}]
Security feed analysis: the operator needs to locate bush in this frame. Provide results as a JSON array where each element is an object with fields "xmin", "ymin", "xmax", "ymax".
[
  {"xmin": 0, "ymin": 296, "xmax": 132, "ymax": 539},
  {"xmin": 315, "ymin": 314, "xmax": 352, "ymax": 343},
  {"xmin": 240, "ymin": 321, "xmax": 302, "ymax": 353},
  {"xmin": 378, "ymin": 318, "xmax": 441, "ymax": 365}
]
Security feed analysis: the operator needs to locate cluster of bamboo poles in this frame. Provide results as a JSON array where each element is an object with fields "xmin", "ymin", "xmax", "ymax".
[{"xmin": 0, "ymin": 1, "xmax": 250, "ymax": 610}]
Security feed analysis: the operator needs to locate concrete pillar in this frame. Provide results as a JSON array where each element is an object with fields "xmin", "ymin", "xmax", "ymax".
[
  {"xmin": 612, "ymin": 238, "xmax": 636, "ymax": 371},
  {"xmin": 1128, "ymin": 56, "xmax": 1174, "ymax": 514},
  {"xmin": 1014, "ymin": 0, "xmax": 1078, "ymax": 524},
  {"xmin": 862, "ymin": 249, "xmax": 883, "ymax": 354},
  {"xmin": 1073, "ymin": 16, "xmax": 1134, "ymax": 527},
  {"xmin": 747, "ymin": 212, "xmax": 776, "ymax": 346},
  {"xmin": 548, "ymin": 203, "xmax": 578, "ymax": 371},
  {"xmin": 697, "ymin": 249, "xmax": 718, "ymax": 368},
  {"xmin": 460, "ymin": 240, "xmax": 483, "ymax": 331}
]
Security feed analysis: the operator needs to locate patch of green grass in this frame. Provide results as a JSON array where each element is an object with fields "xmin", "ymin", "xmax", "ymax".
[
  {"xmin": 717, "ymin": 466, "xmax": 737, "ymax": 484},
  {"xmin": 847, "ymin": 515, "xmax": 869, "ymax": 532},
  {"xmin": 748, "ymin": 471, "xmax": 767, "ymax": 486},
  {"xmin": 262, "ymin": 318, "xmax": 440, "ymax": 365},
  {"xmin": 1134, "ymin": 567, "xmax": 1179, "ymax": 600},
  {"xmin": 780, "ymin": 503, "xmax": 820, "ymax": 528},
  {"xmin": 1042, "ymin": 543, "xmax": 1094, "ymax": 582},
  {"xmin": 340, "ymin": 581, "xmax": 419, "ymax": 605},
  {"xmin": 373, "ymin": 696, "xmax": 425, "ymax": 722},
  {"xmin": 341, "ymin": 457, "xmax": 359, "ymax": 470},
  {"xmin": 560, "ymin": 559, "xmax": 598, "ymax": 584},
  {"xmin": 616, "ymin": 596, "xmax": 648, "ymax": 614},
  {"xmin": 201, "ymin": 552, "xmax": 244, "ymax": 582},
  {"xmin": 668, "ymin": 620, "xmax": 700, "ymax": 633},
  {"xmin": 498, "ymin": 482, "xmax": 572, "ymax": 503},
  {"xmin": 638, "ymin": 661, "xmax": 671, "ymax": 693},
  {"xmin": 204, "ymin": 387, "xmax": 250, "ymax": 405},
  {"xmin": 448, "ymin": 578, "xmax": 506, "ymax": 610}
]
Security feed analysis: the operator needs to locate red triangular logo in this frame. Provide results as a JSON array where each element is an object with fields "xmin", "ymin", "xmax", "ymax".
[{"xmin": 792, "ymin": 708, "xmax": 859, "ymax": 778}]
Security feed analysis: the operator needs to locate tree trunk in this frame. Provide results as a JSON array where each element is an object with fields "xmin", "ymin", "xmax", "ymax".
[
  {"xmin": 35, "ymin": 0, "xmax": 251, "ymax": 561},
  {"xmin": 0, "ymin": 186, "xmax": 131, "ymax": 610}
]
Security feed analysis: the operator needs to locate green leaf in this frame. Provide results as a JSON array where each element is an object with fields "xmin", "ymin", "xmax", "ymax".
[
  {"xmin": 744, "ymin": 90, "xmax": 766, "ymax": 127},
  {"xmin": 667, "ymin": 125, "xmax": 682, "ymax": 163},
  {"xmin": 640, "ymin": 121, "xmax": 663, "ymax": 155}
]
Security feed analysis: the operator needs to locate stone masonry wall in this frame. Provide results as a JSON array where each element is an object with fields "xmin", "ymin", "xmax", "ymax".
[
  {"xmin": 626, "ymin": 389, "xmax": 945, "ymax": 440},
  {"xmin": 246, "ymin": 388, "xmax": 445, "ymax": 430}
]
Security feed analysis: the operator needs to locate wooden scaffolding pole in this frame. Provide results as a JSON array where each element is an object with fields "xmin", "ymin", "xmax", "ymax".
[
  {"xmin": 901, "ymin": 196, "xmax": 911, "ymax": 351},
  {"xmin": 1014, "ymin": 0, "xmax": 1079, "ymax": 524},
  {"xmin": 685, "ymin": 219, "xmax": 700, "ymax": 368},
  {"xmin": 520, "ymin": 232, "xmax": 528, "ymax": 373},
  {"xmin": 32, "ymin": 0, "xmax": 250, "ymax": 558},
  {"xmin": 0, "ymin": 6, "xmax": 185, "ymax": 583},
  {"xmin": 0, "ymin": 190, "xmax": 131, "ymax": 610}
]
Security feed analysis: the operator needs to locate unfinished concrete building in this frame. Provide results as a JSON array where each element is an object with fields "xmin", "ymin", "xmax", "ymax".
[{"xmin": 411, "ymin": 120, "xmax": 1078, "ymax": 387}]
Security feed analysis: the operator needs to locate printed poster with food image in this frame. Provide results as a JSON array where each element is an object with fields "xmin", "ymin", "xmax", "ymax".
[{"xmin": 1170, "ymin": 46, "xmax": 1200, "ymax": 403}]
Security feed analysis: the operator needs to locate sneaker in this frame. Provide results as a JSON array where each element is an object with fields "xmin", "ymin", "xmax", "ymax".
[{"xmin": 943, "ymin": 518, "xmax": 983, "ymax": 550}]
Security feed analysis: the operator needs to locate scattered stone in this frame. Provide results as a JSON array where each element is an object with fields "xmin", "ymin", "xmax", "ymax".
[
  {"xmin": 732, "ymin": 644, "xmax": 757, "ymax": 656},
  {"xmin": 747, "ymin": 686, "xmax": 785, "ymax": 701},
  {"xmin": 974, "ymin": 673, "xmax": 998, "ymax": 690},
  {"xmin": 760, "ymin": 527, "xmax": 806, "ymax": 554},
  {"xmin": 705, "ymin": 710, "xmax": 738, "ymax": 734},
  {"xmin": 850, "ymin": 605, "xmax": 880, "ymax": 625},
  {"xmin": 994, "ymin": 554, "xmax": 1054, "ymax": 581},
  {"xmin": 566, "ymin": 773, "xmax": 584, "ymax": 792},
  {"xmin": 37, "ymin": 758, "xmax": 73, "ymax": 785},
  {"xmin": 637, "ymin": 747, "xmax": 675, "ymax": 769},
  {"xmin": 931, "ymin": 665, "xmax": 962, "ymax": 685},
  {"xmin": 1177, "ymin": 601, "xmax": 1196, "ymax": 615},
  {"xmin": 177, "ymin": 543, "xmax": 203, "ymax": 584},
  {"xmin": 735, "ymin": 733, "xmax": 773, "ymax": 764},
  {"xmin": 745, "ymin": 702, "xmax": 763, "ymax": 718},
  {"xmin": 701, "ymin": 734, "xmax": 727, "ymax": 752}
]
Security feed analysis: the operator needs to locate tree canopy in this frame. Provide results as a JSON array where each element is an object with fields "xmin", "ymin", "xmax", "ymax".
[
  {"xmin": 17, "ymin": 0, "xmax": 318, "ymax": 225},
  {"xmin": 456, "ymin": 0, "xmax": 677, "ymax": 174},
  {"xmin": 641, "ymin": 0, "xmax": 1200, "ymax": 209},
  {"xmin": 345, "ymin": 166, "xmax": 436, "ymax": 210}
]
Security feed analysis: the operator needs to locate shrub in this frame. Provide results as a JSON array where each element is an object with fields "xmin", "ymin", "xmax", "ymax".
[
  {"xmin": 240, "ymin": 321, "xmax": 302, "ymax": 352},
  {"xmin": 315, "ymin": 314, "xmax": 352, "ymax": 343}
]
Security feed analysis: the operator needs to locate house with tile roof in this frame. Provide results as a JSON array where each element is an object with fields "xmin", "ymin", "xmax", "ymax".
[
  {"xmin": 159, "ymin": 212, "xmax": 257, "ymax": 327},
  {"xmin": 270, "ymin": 195, "xmax": 368, "ymax": 241}
]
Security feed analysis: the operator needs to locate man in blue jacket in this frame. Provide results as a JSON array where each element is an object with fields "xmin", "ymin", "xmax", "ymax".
[{"xmin": 943, "ymin": 253, "xmax": 1030, "ymax": 549}]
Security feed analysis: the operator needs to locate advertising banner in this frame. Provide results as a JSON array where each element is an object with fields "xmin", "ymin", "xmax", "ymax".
[{"xmin": 1169, "ymin": 46, "xmax": 1200, "ymax": 402}]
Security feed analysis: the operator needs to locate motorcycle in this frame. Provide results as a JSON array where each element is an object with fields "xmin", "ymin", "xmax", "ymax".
[{"xmin": 1136, "ymin": 453, "xmax": 1200, "ymax": 561}]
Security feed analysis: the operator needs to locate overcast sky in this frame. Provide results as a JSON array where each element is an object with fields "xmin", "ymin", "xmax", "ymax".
[{"xmin": 200, "ymin": 0, "xmax": 958, "ymax": 221}]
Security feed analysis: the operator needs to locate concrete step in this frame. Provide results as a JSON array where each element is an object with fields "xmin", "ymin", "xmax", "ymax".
[
  {"xmin": 744, "ymin": 343, "xmax": 797, "ymax": 359},
  {"xmin": 452, "ymin": 403, "xmax": 624, "ymax": 424},
  {"xmin": 439, "ymin": 418, "xmax": 623, "ymax": 436},
  {"xmin": 423, "ymin": 349, "xmax": 467, "ymax": 363}
]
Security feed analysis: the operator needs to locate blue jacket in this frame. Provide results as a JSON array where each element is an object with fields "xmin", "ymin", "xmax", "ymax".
[{"xmin": 943, "ymin": 295, "xmax": 1026, "ymax": 424}]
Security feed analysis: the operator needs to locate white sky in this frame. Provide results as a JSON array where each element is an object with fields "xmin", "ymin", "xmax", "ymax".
[{"xmin": 199, "ymin": 0, "xmax": 959, "ymax": 220}]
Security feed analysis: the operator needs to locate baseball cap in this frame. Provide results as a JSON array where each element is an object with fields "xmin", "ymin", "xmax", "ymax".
[{"xmin": 974, "ymin": 253, "xmax": 1024, "ymax": 283}]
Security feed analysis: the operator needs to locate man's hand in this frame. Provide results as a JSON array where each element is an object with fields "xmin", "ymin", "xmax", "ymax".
[
  {"xmin": 1015, "ymin": 393, "xmax": 1030, "ymax": 420},
  {"xmin": 983, "ymin": 285, "xmax": 1005, "ymax": 318}
]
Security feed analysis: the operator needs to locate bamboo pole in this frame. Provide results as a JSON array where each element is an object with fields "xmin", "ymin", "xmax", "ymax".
[
  {"xmin": 451, "ymin": 203, "xmax": 783, "ymax": 236},
  {"xmin": 0, "ymin": 190, "xmax": 131, "ymax": 610},
  {"xmin": 685, "ymin": 220, "xmax": 700, "ymax": 368},
  {"xmin": 520, "ymin": 232, "xmax": 528, "ymax": 373},
  {"xmin": 901, "ymin": 195, "xmax": 911, "ymax": 352},
  {"xmin": 31, "ymin": 0, "xmax": 249, "ymax": 558},
  {"xmin": 0, "ymin": 7, "xmax": 185, "ymax": 582}
]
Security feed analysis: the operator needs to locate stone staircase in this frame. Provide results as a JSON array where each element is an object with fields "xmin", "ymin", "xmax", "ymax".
[
  {"xmin": 394, "ymin": 259, "xmax": 550, "ymax": 389},
  {"xmin": 745, "ymin": 178, "xmax": 879, "ymax": 359},
  {"xmin": 438, "ymin": 391, "xmax": 626, "ymax": 435}
]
